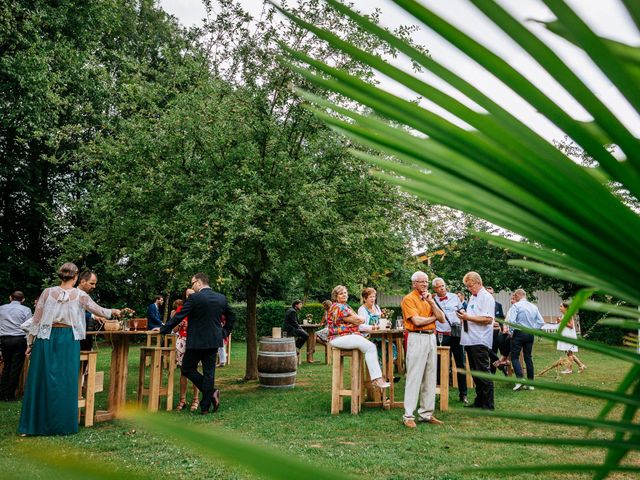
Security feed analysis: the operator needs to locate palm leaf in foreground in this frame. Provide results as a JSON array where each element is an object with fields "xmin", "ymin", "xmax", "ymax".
[{"xmin": 273, "ymin": 0, "xmax": 640, "ymax": 477}]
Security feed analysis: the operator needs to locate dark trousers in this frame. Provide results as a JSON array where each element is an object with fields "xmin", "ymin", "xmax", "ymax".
[
  {"xmin": 511, "ymin": 330, "xmax": 535, "ymax": 380},
  {"xmin": 437, "ymin": 334, "xmax": 467, "ymax": 397},
  {"xmin": 288, "ymin": 328, "xmax": 309, "ymax": 349},
  {"xmin": 0, "ymin": 335, "xmax": 27, "ymax": 401},
  {"xmin": 181, "ymin": 348, "xmax": 217, "ymax": 411},
  {"xmin": 466, "ymin": 344, "xmax": 494, "ymax": 409}
]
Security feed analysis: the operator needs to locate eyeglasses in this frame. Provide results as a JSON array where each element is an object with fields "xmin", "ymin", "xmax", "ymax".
[
  {"xmin": 414, "ymin": 280, "xmax": 428, "ymax": 284},
  {"xmin": 191, "ymin": 280, "xmax": 199, "ymax": 286}
]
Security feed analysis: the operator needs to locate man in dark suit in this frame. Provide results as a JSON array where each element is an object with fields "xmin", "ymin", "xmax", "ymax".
[
  {"xmin": 282, "ymin": 300, "xmax": 308, "ymax": 349},
  {"xmin": 159, "ymin": 273, "xmax": 235, "ymax": 414},
  {"xmin": 147, "ymin": 295, "xmax": 164, "ymax": 329}
]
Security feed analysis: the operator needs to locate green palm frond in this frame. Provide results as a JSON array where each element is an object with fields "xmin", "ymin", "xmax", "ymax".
[{"xmin": 273, "ymin": 0, "xmax": 640, "ymax": 477}]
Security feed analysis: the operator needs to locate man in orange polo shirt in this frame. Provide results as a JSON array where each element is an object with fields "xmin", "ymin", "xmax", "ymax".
[{"xmin": 401, "ymin": 271, "xmax": 446, "ymax": 428}]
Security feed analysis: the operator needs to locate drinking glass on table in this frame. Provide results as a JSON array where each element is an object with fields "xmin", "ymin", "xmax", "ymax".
[{"xmin": 396, "ymin": 317, "xmax": 404, "ymax": 329}]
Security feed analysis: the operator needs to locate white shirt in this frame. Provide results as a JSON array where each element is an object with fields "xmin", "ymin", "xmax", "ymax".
[
  {"xmin": 357, "ymin": 304, "xmax": 380, "ymax": 333},
  {"xmin": 434, "ymin": 292, "xmax": 463, "ymax": 334},
  {"xmin": 460, "ymin": 287, "xmax": 495, "ymax": 348}
]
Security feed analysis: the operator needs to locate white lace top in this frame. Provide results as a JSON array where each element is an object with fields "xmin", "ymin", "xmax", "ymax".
[{"xmin": 29, "ymin": 286, "xmax": 112, "ymax": 341}]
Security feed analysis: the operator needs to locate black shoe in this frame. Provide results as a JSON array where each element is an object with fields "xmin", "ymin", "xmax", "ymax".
[
  {"xmin": 393, "ymin": 376, "xmax": 401, "ymax": 383},
  {"xmin": 212, "ymin": 389, "xmax": 220, "ymax": 413},
  {"xmin": 459, "ymin": 395, "xmax": 469, "ymax": 405}
]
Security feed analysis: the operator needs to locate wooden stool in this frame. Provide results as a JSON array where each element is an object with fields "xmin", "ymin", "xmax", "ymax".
[
  {"xmin": 137, "ymin": 346, "xmax": 176, "ymax": 412},
  {"xmin": 145, "ymin": 334, "xmax": 175, "ymax": 368},
  {"xmin": 78, "ymin": 351, "xmax": 100, "ymax": 427},
  {"xmin": 436, "ymin": 346, "xmax": 450, "ymax": 412},
  {"xmin": 331, "ymin": 347, "xmax": 362, "ymax": 415},
  {"xmin": 452, "ymin": 352, "xmax": 474, "ymax": 389},
  {"xmin": 322, "ymin": 341, "xmax": 330, "ymax": 365}
]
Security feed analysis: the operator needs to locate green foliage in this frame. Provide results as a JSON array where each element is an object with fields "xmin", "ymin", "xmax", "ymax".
[
  {"xmin": 275, "ymin": 0, "xmax": 640, "ymax": 477},
  {"xmin": 0, "ymin": 0, "xmax": 197, "ymax": 298}
]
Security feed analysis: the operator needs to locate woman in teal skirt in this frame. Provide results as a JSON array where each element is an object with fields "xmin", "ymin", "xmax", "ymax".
[{"xmin": 19, "ymin": 262, "xmax": 119, "ymax": 436}]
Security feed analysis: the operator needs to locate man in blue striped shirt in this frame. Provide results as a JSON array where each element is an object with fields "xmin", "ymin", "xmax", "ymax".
[{"xmin": 506, "ymin": 289, "xmax": 545, "ymax": 391}]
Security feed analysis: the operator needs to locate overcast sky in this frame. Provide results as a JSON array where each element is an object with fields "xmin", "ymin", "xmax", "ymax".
[{"xmin": 159, "ymin": 0, "xmax": 640, "ymax": 143}]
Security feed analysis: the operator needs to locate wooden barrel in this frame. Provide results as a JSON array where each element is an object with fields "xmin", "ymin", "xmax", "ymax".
[{"xmin": 258, "ymin": 337, "xmax": 297, "ymax": 389}]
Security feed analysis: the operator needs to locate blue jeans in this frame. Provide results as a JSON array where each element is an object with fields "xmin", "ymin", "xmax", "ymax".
[{"xmin": 511, "ymin": 330, "xmax": 535, "ymax": 380}]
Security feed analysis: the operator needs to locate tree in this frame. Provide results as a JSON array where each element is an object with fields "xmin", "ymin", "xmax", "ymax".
[
  {"xmin": 0, "ymin": 0, "xmax": 201, "ymax": 299},
  {"xmin": 70, "ymin": 0, "xmax": 433, "ymax": 380}
]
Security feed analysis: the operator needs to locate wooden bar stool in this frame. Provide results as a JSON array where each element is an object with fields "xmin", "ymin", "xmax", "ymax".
[
  {"xmin": 78, "ymin": 351, "xmax": 99, "ymax": 427},
  {"xmin": 330, "ymin": 347, "xmax": 362, "ymax": 415},
  {"xmin": 137, "ymin": 346, "xmax": 176, "ymax": 412},
  {"xmin": 436, "ymin": 346, "xmax": 450, "ymax": 412},
  {"xmin": 451, "ymin": 352, "xmax": 475, "ymax": 389}
]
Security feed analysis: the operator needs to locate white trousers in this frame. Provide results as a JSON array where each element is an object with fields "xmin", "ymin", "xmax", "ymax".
[
  {"xmin": 403, "ymin": 332, "xmax": 437, "ymax": 420},
  {"xmin": 330, "ymin": 334, "xmax": 383, "ymax": 380}
]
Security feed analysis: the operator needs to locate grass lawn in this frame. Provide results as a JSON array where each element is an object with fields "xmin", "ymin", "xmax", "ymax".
[{"xmin": 0, "ymin": 338, "xmax": 637, "ymax": 479}]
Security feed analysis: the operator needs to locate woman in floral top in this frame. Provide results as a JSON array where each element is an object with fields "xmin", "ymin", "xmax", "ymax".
[{"xmin": 328, "ymin": 285, "xmax": 389, "ymax": 389}]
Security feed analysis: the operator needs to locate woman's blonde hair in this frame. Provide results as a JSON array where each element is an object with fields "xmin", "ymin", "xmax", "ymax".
[
  {"xmin": 58, "ymin": 262, "xmax": 79, "ymax": 281},
  {"xmin": 331, "ymin": 285, "xmax": 347, "ymax": 302}
]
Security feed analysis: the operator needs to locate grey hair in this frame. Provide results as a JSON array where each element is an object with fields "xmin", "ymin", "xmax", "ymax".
[
  {"xmin": 431, "ymin": 277, "xmax": 445, "ymax": 287},
  {"xmin": 411, "ymin": 271, "xmax": 428, "ymax": 282},
  {"xmin": 514, "ymin": 288, "xmax": 527, "ymax": 299}
]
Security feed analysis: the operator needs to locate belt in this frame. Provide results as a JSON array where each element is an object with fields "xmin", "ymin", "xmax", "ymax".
[
  {"xmin": 52, "ymin": 323, "xmax": 71, "ymax": 328},
  {"xmin": 409, "ymin": 330, "xmax": 434, "ymax": 335}
]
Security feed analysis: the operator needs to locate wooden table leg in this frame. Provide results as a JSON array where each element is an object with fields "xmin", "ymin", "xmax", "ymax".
[
  {"xmin": 439, "ymin": 348, "xmax": 449, "ymax": 412},
  {"xmin": 107, "ymin": 334, "xmax": 131, "ymax": 418},
  {"xmin": 306, "ymin": 330, "xmax": 316, "ymax": 363}
]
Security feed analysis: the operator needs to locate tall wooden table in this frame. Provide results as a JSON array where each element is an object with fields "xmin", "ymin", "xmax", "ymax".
[
  {"xmin": 365, "ymin": 328, "xmax": 404, "ymax": 409},
  {"xmin": 363, "ymin": 329, "xmax": 450, "ymax": 411},
  {"xmin": 300, "ymin": 323, "xmax": 322, "ymax": 363},
  {"xmin": 87, "ymin": 330, "xmax": 165, "ymax": 421}
]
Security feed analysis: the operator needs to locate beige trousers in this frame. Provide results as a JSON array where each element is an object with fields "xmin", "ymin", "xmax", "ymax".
[{"xmin": 403, "ymin": 332, "xmax": 437, "ymax": 421}]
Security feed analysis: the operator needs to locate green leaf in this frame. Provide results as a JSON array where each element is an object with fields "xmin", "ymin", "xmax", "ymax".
[
  {"xmin": 469, "ymin": 371, "xmax": 640, "ymax": 407},
  {"xmin": 130, "ymin": 411, "xmax": 353, "ymax": 480}
]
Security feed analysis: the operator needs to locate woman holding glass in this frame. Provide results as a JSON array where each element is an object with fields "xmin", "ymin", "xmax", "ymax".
[
  {"xmin": 19, "ymin": 262, "xmax": 119, "ymax": 436},
  {"xmin": 328, "ymin": 285, "xmax": 389, "ymax": 389}
]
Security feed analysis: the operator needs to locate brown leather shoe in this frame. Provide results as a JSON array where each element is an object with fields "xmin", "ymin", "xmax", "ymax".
[
  {"xmin": 426, "ymin": 416, "xmax": 443, "ymax": 425},
  {"xmin": 403, "ymin": 418, "xmax": 417, "ymax": 428},
  {"xmin": 212, "ymin": 389, "xmax": 220, "ymax": 413}
]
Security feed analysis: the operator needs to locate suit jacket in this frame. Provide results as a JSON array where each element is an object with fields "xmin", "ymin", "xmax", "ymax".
[
  {"xmin": 147, "ymin": 303, "xmax": 163, "ymax": 329},
  {"xmin": 283, "ymin": 307, "xmax": 301, "ymax": 335},
  {"xmin": 160, "ymin": 287, "xmax": 235, "ymax": 349}
]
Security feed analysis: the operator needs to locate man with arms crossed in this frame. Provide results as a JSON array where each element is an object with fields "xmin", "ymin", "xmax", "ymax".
[
  {"xmin": 0, "ymin": 291, "xmax": 31, "ymax": 401},
  {"xmin": 401, "ymin": 271, "xmax": 446, "ymax": 428},
  {"xmin": 457, "ymin": 272, "xmax": 495, "ymax": 410}
]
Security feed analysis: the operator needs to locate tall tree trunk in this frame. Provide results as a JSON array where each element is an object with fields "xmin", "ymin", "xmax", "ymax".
[{"xmin": 244, "ymin": 278, "xmax": 260, "ymax": 380}]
